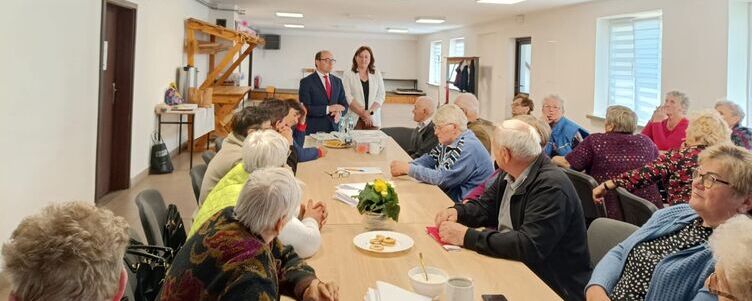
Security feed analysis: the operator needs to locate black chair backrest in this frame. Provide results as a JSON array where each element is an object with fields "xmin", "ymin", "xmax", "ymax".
[
  {"xmin": 587, "ymin": 217, "xmax": 639, "ymax": 267},
  {"xmin": 201, "ymin": 151, "xmax": 216, "ymax": 164},
  {"xmin": 381, "ymin": 127, "xmax": 413, "ymax": 152},
  {"xmin": 214, "ymin": 136, "xmax": 224, "ymax": 152},
  {"xmin": 561, "ymin": 168, "xmax": 607, "ymax": 224},
  {"xmin": 615, "ymin": 187, "xmax": 658, "ymax": 227},
  {"xmin": 135, "ymin": 189, "xmax": 168, "ymax": 246},
  {"xmin": 190, "ymin": 164, "xmax": 208, "ymax": 204}
]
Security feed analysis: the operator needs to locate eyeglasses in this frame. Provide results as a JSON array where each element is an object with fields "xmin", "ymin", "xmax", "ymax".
[
  {"xmin": 542, "ymin": 105, "xmax": 561, "ymax": 111},
  {"xmin": 692, "ymin": 170, "xmax": 731, "ymax": 189},
  {"xmin": 707, "ymin": 272, "xmax": 737, "ymax": 300},
  {"xmin": 317, "ymin": 58, "xmax": 337, "ymax": 63},
  {"xmin": 324, "ymin": 169, "xmax": 350, "ymax": 179},
  {"xmin": 433, "ymin": 123, "xmax": 453, "ymax": 131}
]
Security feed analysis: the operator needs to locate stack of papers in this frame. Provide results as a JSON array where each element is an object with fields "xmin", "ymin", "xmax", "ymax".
[{"xmin": 364, "ymin": 281, "xmax": 431, "ymax": 301}]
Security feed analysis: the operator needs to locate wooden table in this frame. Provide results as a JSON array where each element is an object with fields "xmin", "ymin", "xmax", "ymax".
[{"xmin": 287, "ymin": 134, "xmax": 562, "ymax": 300}]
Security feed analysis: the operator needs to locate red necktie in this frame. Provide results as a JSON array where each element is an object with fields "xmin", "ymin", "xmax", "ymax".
[{"xmin": 324, "ymin": 75, "xmax": 332, "ymax": 102}]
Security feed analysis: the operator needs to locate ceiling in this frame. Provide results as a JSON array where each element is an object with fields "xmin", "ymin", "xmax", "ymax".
[{"xmin": 214, "ymin": 0, "xmax": 598, "ymax": 35}]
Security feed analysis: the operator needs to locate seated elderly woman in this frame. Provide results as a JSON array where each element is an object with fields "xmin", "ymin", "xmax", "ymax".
[
  {"xmin": 542, "ymin": 94, "xmax": 589, "ymax": 156},
  {"xmin": 586, "ymin": 143, "xmax": 752, "ymax": 301},
  {"xmin": 2, "ymin": 202, "xmax": 130, "ymax": 301},
  {"xmin": 159, "ymin": 168, "xmax": 339, "ymax": 301},
  {"xmin": 642, "ymin": 91, "xmax": 690, "ymax": 151},
  {"xmin": 199, "ymin": 106, "xmax": 272, "ymax": 204},
  {"xmin": 553, "ymin": 105, "xmax": 661, "ymax": 220},
  {"xmin": 511, "ymin": 94, "xmax": 534, "ymax": 116},
  {"xmin": 191, "ymin": 130, "xmax": 327, "ymax": 258},
  {"xmin": 463, "ymin": 114, "xmax": 551, "ymax": 203},
  {"xmin": 706, "ymin": 215, "xmax": 752, "ymax": 301},
  {"xmin": 593, "ymin": 111, "xmax": 731, "ymax": 206},
  {"xmin": 390, "ymin": 104, "xmax": 495, "ymax": 202},
  {"xmin": 715, "ymin": 100, "xmax": 752, "ymax": 150}
]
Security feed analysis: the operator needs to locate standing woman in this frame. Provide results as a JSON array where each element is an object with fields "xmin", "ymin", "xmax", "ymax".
[
  {"xmin": 343, "ymin": 46, "xmax": 386, "ymax": 129},
  {"xmin": 642, "ymin": 90, "xmax": 690, "ymax": 151}
]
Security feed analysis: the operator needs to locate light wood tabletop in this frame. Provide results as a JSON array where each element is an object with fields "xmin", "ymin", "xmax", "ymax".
[{"xmin": 288, "ymin": 134, "xmax": 562, "ymax": 301}]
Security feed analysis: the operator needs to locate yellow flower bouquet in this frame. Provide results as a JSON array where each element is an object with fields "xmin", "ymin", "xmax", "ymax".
[{"xmin": 356, "ymin": 179, "xmax": 400, "ymax": 222}]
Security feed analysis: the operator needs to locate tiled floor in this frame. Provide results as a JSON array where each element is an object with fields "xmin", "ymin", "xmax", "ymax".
[{"xmin": 0, "ymin": 103, "xmax": 416, "ymax": 297}]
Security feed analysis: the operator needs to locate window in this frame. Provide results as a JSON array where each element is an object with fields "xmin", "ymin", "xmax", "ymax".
[
  {"xmin": 428, "ymin": 40, "xmax": 442, "ymax": 85},
  {"xmin": 448, "ymin": 38, "xmax": 465, "ymax": 89},
  {"xmin": 515, "ymin": 37, "xmax": 532, "ymax": 95},
  {"xmin": 594, "ymin": 12, "xmax": 662, "ymax": 124}
]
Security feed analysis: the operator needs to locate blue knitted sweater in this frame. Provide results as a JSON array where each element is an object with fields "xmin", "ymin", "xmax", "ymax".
[
  {"xmin": 408, "ymin": 130, "xmax": 494, "ymax": 202},
  {"xmin": 587, "ymin": 204, "xmax": 717, "ymax": 301}
]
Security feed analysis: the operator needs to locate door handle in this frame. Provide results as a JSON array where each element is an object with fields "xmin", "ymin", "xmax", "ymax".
[{"xmin": 112, "ymin": 82, "xmax": 117, "ymax": 104}]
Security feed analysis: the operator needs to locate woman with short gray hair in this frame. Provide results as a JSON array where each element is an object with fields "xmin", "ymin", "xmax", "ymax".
[
  {"xmin": 390, "ymin": 104, "xmax": 494, "ymax": 202},
  {"xmin": 706, "ymin": 215, "xmax": 752, "ymax": 301},
  {"xmin": 642, "ymin": 90, "xmax": 690, "ymax": 151},
  {"xmin": 159, "ymin": 167, "xmax": 339, "ymax": 301},
  {"xmin": 715, "ymin": 100, "xmax": 751, "ymax": 150},
  {"xmin": 552, "ymin": 105, "xmax": 662, "ymax": 219}
]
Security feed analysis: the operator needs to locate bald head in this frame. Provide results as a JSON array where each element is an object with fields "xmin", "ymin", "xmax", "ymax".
[
  {"xmin": 413, "ymin": 96, "xmax": 437, "ymax": 123},
  {"xmin": 453, "ymin": 93, "xmax": 480, "ymax": 121}
]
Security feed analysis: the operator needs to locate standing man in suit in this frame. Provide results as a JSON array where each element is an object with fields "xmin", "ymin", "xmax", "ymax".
[
  {"xmin": 408, "ymin": 96, "xmax": 439, "ymax": 158},
  {"xmin": 299, "ymin": 50, "xmax": 349, "ymax": 134}
]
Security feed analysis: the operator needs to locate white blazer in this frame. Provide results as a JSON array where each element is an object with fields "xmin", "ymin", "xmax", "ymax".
[{"xmin": 342, "ymin": 68, "xmax": 386, "ymax": 127}]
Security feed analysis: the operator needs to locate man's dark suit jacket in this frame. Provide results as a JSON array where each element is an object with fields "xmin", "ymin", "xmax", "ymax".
[
  {"xmin": 298, "ymin": 72, "xmax": 348, "ymax": 134},
  {"xmin": 408, "ymin": 121, "xmax": 439, "ymax": 159}
]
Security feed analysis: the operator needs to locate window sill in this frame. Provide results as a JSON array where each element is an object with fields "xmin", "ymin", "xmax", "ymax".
[
  {"xmin": 426, "ymin": 82, "xmax": 440, "ymax": 87},
  {"xmin": 586, "ymin": 113, "xmax": 647, "ymax": 129}
]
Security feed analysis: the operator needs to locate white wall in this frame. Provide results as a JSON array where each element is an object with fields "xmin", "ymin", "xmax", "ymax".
[
  {"xmin": 416, "ymin": 0, "xmax": 730, "ymax": 132},
  {"xmin": 252, "ymin": 29, "xmax": 418, "ymax": 89},
  {"xmin": 727, "ymin": 0, "xmax": 749, "ymax": 111},
  {"xmin": 0, "ymin": 0, "xmax": 211, "ymax": 247},
  {"xmin": 0, "ymin": 0, "xmax": 103, "ymax": 248}
]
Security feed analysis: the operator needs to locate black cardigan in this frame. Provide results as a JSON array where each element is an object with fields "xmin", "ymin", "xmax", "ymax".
[{"xmin": 454, "ymin": 154, "xmax": 592, "ymax": 301}]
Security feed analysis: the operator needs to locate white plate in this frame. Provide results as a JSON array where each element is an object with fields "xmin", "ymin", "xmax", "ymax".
[{"xmin": 353, "ymin": 231, "xmax": 414, "ymax": 253}]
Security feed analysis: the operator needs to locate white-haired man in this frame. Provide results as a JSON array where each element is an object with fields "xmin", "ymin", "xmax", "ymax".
[
  {"xmin": 408, "ymin": 96, "xmax": 440, "ymax": 158},
  {"xmin": 454, "ymin": 93, "xmax": 493, "ymax": 154},
  {"xmin": 434, "ymin": 119, "xmax": 591, "ymax": 301},
  {"xmin": 391, "ymin": 104, "xmax": 494, "ymax": 202},
  {"xmin": 542, "ymin": 95, "xmax": 589, "ymax": 156}
]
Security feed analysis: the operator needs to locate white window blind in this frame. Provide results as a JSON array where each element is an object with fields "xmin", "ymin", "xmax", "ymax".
[
  {"xmin": 607, "ymin": 17, "xmax": 662, "ymax": 123},
  {"xmin": 429, "ymin": 41, "xmax": 442, "ymax": 85},
  {"xmin": 450, "ymin": 38, "xmax": 465, "ymax": 56}
]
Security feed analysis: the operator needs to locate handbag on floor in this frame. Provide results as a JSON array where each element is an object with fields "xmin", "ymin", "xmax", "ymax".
[{"xmin": 150, "ymin": 132, "xmax": 174, "ymax": 174}]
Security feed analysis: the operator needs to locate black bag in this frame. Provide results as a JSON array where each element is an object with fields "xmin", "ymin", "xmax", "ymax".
[
  {"xmin": 163, "ymin": 204, "xmax": 187, "ymax": 253},
  {"xmin": 150, "ymin": 132, "xmax": 174, "ymax": 174},
  {"xmin": 123, "ymin": 239, "xmax": 173, "ymax": 301}
]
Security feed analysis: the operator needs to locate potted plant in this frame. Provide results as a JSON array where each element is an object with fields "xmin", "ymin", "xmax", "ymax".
[{"xmin": 356, "ymin": 179, "xmax": 400, "ymax": 230}]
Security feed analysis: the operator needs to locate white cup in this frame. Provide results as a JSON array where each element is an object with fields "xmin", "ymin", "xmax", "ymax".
[
  {"xmin": 445, "ymin": 277, "xmax": 473, "ymax": 301},
  {"xmin": 368, "ymin": 142, "xmax": 383, "ymax": 154}
]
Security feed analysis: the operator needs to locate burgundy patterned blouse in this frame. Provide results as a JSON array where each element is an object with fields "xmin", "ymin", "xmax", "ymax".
[
  {"xmin": 612, "ymin": 145, "xmax": 705, "ymax": 206},
  {"xmin": 731, "ymin": 125, "xmax": 752, "ymax": 150},
  {"xmin": 565, "ymin": 133, "xmax": 662, "ymax": 220}
]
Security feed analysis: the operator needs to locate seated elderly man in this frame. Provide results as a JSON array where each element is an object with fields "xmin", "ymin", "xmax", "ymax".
[
  {"xmin": 159, "ymin": 168, "xmax": 339, "ymax": 301},
  {"xmin": 541, "ymin": 94, "xmax": 589, "ymax": 156},
  {"xmin": 3, "ymin": 202, "xmax": 130, "ymax": 301},
  {"xmin": 199, "ymin": 106, "xmax": 272, "ymax": 204},
  {"xmin": 434, "ymin": 119, "xmax": 591, "ymax": 300},
  {"xmin": 408, "ymin": 96, "xmax": 439, "ymax": 158},
  {"xmin": 391, "ymin": 104, "xmax": 494, "ymax": 202},
  {"xmin": 191, "ymin": 130, "xmax": 327, "ymax": 258},
  {"xmin": 454, "ymin": 92, "xmax": 494, "ymax": 154}
]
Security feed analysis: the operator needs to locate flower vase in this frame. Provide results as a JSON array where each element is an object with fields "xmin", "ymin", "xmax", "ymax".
[{"xmin": 362, "ymin": 211, "xmax": 394, "ymax": 230}]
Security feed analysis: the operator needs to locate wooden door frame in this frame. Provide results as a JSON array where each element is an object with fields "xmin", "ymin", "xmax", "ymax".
[{"xmin": 96, "ymin": 0, "xmax": 137, "ymax": 202}]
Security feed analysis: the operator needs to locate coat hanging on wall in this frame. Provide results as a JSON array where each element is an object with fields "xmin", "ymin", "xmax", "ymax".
[{"xmin": 467, "ymin": 59, "xmax": 476, "ymax": 94}]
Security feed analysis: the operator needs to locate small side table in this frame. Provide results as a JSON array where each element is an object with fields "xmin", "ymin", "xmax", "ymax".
[{"xmin": 158, "ymin": 109, "xmax": 198, "ymax": 169}]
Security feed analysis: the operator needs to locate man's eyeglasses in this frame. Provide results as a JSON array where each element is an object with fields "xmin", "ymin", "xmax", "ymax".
[
  {"xmin": 317, "ymin": 58, "xmax": 337, "ymax": 63},
  {"xmin": 707, "ymin": 272, "xmax": 737, "ymax": 300},
  {"xmin": 324, "ymin": 169, "xmax": 350, "ymax": 179},
  {"xmin": 692, "ymin": 170, "xmax": 731, "ymax": 189}
]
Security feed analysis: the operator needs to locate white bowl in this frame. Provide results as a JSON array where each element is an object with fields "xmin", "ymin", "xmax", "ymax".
[{"xmin": 407, "ymin": 266, "xmax": 449, "ymax": 299}]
